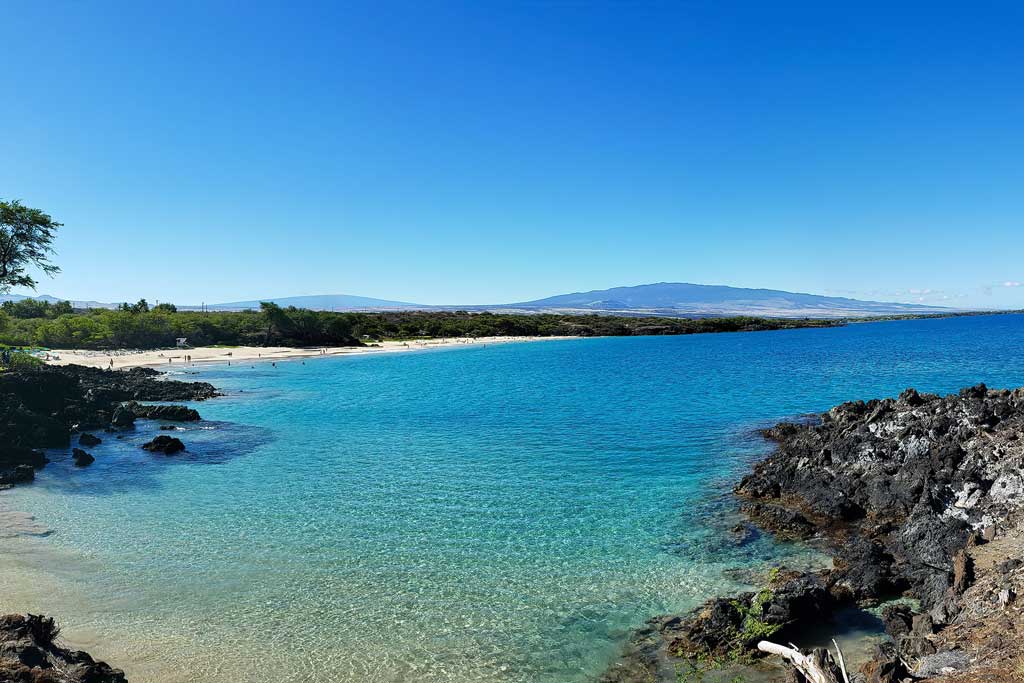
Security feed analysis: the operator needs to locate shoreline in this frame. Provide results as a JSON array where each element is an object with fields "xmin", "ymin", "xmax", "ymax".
[
  {"xmin": 7, "ymin": 353, "xmax": 1019, "ymax": 681},
  {"xmin": 604, "ymin": 384, "xmax": 1024, "ymax": 682},
  {"xmin": 44, "ymin": 336, "xmax": 577, "ymax": 370}
]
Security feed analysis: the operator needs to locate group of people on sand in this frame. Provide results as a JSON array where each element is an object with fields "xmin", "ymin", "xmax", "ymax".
[{"xmin": 94, "ymin": 340, "xmax": 508, "ymax": 373}]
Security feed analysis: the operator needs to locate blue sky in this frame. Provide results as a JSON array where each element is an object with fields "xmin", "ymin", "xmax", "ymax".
[{"xmin": 3, "ymin": 1, "xmax": 1023, "ymax": 307}]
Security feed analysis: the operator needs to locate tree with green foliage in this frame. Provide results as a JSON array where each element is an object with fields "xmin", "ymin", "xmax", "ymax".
[
  {"xmin": 260, "ymin": 302, "xmax": 292, "ymax": 342},
  {"xmin": 119, "ymin": 298, "xmax": 150, "ymax": 314},
  {"xmin": 0, "ymin": 200, "xmax": 62, "ymax": 292},
  {"xmin": 0, "ymin": 298, "xmax": 73, "ymax": 319},
  {"xmin": 0, "ymin": 305, "xmax": 841, "ymax": 351}
]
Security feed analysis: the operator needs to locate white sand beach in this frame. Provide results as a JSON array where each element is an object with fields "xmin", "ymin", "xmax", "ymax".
[{"xmin": 45, "ymin": 336, "xmax": 575, "ymax": 370}]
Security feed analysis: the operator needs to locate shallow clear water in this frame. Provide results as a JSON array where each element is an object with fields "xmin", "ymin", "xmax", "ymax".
[{"xmin": 5, "ymin": 315, "xmax": 1024, "ymax": 682}]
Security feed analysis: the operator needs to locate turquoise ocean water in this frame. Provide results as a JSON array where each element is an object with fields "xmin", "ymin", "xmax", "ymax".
[{"xmin": 4, "ymin": 315, "xmax": 1024, "ymax": 682}]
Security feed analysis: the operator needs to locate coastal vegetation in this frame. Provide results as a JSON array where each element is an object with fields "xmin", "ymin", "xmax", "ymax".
[
  {"xmin": 0, "ymin": 199, "xmax": 62, "ymax": 292},
  {"xmin": 0, "ymin": 303, "xmax": 838, "ymax": 350}
]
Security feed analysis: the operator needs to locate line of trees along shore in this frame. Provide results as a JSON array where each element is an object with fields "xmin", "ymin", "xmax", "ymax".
[{"xmin": 0, "ymin": 300, "xmax": 838, "ymax": 350}]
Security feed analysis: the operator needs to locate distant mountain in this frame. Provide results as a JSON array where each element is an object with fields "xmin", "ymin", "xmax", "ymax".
[
  {"xmin": 205, "ymin": 294, "xmax": 419, "ymax": 311},
  {"xmin": 0, "ymin": 293, "xmax": 115, "ymax": 309},
  {"xmin": 3, "ymin": 283, "xmax": 955, "ymax": 318},
  {"xmin": 207, "ymin": 283, "xmax": 951, "ymax": 317},
  {"xmin": 497, "ymin": 282, "xmax": 951, "ymax": 318}
]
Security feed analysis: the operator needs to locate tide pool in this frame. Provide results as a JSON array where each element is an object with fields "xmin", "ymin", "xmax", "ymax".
[{"xmin": 4, "ymin": 314, "xmax": 1024, "ymax": 682}]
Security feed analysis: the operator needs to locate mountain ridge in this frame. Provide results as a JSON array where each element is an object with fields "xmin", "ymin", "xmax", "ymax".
[
  {"xmin": 205, "ymin": 294, "xmax": 417, "ymax": 310},
  {"xmin": 1, "ymin": 282, "xmax": 954, "ymax": 318},
  {"xmin": 498, "ymin": 282, "xmax": 950, "ymax": 317}
]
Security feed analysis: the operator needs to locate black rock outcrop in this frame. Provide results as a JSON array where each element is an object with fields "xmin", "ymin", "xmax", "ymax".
[
  {"xmin": 109, "ymin": 405, "xmax": 135, "ymax": 428},
  {"xmin": 117, "ymin": 402, "xmax": 200, "ymax": 422},
  {"xmin": 70, "ymin": 448, "xmax": 94, "ymax": 467},
  {"xmin": 605, "ymin": 384, "xmax": 1024, "ymax": 682},
  {"xmin": 0, "ymin": 613, "xmax": 127, "ymax": 682},
  {"xmin": 0, "ymin": 365, "xmax": 215, "ymax": 485},
  {"xmin": 141, "ymin": 435, "xmax": 185, "ymax": 455},
  {"xmin": 737, "ymin": 383, "xmax": 1024, "ymax": 619},
  {"xmin": 77, "ymin": 433, "xmax": 102, "ymax": 447}
]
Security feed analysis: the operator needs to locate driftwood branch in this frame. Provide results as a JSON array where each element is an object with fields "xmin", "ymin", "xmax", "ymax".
[
  {"xmin": 832, "ymin": 639, "xmax": 851, "ymax": 683},
  {"xmin": 758, "ymin": 640, "xmax": 851, "ymax": 683}
]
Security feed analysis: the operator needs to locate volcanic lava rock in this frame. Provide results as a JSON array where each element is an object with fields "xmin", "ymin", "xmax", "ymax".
[
  {"xmin": 738, "ymin": 502, "xmax": 815, "ymax": 541},
  {"xmin": 880, "ymin": 604, "xmax": 912, "ymax": 639},
  {"xmin": 119, "ymin": 402, "xmax": 200, "ymax": 422},
  {"xmin": 0, "ymin": 613, "xmax": 127, "ymax": 682},
  {"xmin": 71, "ymin": 448, "xmax": 94, "ymax": 467},
  {"xmin": 78, "ymin": 433, "xmax": 102, "ymax": 447},
  {"xmin": 0, "ymin": 464, "xmax": 36, "ymax": 487},
  {"xmin": 0, "ymin": 364, "xmax": 214, "ymax": 487},
  {"xmin": 141, "ymin": 435, "xmax": 185, "ymax": 455},
  {"xmin": 605, "ymin": 383, "xmax": 1024, "ymax": 682},
  {"xmin": 109, "ymin": 404, "xmax": 136, "ymax": 428},
  {"xmin": 737, "ymin": 383, "xmax": 1024, "ymax": 615}
]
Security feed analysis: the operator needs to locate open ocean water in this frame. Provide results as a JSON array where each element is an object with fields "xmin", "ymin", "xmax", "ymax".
[{"xmin": 4, "ymin": 314, "xmax": 1024, "ymax": 682}]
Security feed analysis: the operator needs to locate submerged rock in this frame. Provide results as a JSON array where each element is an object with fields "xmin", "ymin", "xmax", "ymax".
[
  {"xmin": 71, "ymin": 448, "xmax": 94, "ymax": 467},
  {"xmin": 141, "ymin": 435, "xmax": 185, "ymax": 455},
  {"xmin": 738, "ymin": 502, "xmax": 815, "ymax": 540}
]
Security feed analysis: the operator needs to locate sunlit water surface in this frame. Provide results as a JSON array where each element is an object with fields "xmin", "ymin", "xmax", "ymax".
[{"xmin": 4, "ymin": 315, "xmax": 1024, "ymax": 682}]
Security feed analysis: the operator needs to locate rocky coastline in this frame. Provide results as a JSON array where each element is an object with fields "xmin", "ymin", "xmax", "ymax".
[
  {"xmin": 603, "ymin": 384, "xmax": 1024, "ymax": 683},
  {"xmin": 5, "ymin": 369, "xmax": 1023, "ymax": 682},
  {"xmin": 0, "ymin": 364, "xmax": 218, "ymax": 681},
  {"xmin": 0, "ymin": 364, "xmax": 216, "ymax": 487}
]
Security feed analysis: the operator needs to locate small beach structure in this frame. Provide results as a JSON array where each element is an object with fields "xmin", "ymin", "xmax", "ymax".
[{"xmin": 175, "ymin": 338, "xmax": 190, "ymax": 348}]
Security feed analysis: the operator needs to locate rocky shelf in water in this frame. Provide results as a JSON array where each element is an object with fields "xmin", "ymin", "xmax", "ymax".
[
  {"xmin": 0, "ymin": 364, "xmax": 217, "ymax": 487},
  {"xmin": 603, "ymin": 384, "xmax": 1024, "ymax": 683}
]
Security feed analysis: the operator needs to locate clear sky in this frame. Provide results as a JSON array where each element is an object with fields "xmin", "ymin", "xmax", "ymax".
[{"xmin": 3, "ymin": 1, "xmax": 1023, "ymax": 308}]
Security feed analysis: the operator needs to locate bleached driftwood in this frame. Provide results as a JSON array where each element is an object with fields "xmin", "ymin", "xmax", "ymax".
[{"xmin": 757, "ymin": 639, "xmax": 851, "ymax": 683}]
